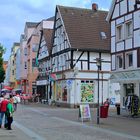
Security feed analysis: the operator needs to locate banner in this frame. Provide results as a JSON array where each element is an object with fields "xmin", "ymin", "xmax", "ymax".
[{"xmin": 49, "ymin": 73, "xmax": 57, "ymax": 81}]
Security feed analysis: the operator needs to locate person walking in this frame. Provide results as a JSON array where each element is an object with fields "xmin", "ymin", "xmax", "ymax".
[
  {"xmin": 13, "ymin": 95, "xmax": 18, "ymax": 111},
  {"xmin": 13, "ymin": 94, "xmax": 20, "ymax": 111},
  {"xmin": 0, "ymin": 96, "xmax": 9, "ymax": 128},
  {"xmin": 5, "ymin": 98, "xmax": 14, "ymax": 130}
]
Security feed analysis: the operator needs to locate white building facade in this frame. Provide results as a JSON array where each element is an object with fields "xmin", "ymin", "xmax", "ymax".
[
  {"xmin": 51, "ymin": 5, "xmax": 120, "ymax": 107},
  {"xmin": 107, "ymin": 0, "xmax": 140, "ymax": 107}
]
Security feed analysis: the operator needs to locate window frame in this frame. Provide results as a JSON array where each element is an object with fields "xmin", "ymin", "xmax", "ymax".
[
  {"xmin": 125, "ymin": 20, "xmax": 133, "ymax": 38},
  {"xmin": 116, "ymin": 24, "xmax": 123, "ymax": 42},
  {"xmin": 125, "ymin": 52, "xmax": 133, "ymax": 68},
  {"xmin": 116, "ymin": 54, "xmax": 123, "ymax": 69}
]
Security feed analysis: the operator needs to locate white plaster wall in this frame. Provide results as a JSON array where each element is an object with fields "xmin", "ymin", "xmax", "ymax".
[
  {"xmin": 120, "ymin": 0, "xmax": 127, "ymax": 15},
  {"xmin": 43, "ymin": 21, "xmax": 54, "ymax": 29},
  {"xmin": 77, "ymin": 72, "xmax": 97, "ymax": 79},
  {"xmin": 101, "ymin": 53, "xmax": 110, "ymax": 61},
  {"xmin": 112, "ymin": 4, "xmax": 119, "ymax": 19},
  {"xmin": 116, "ymin": 17, "xmax": 124, "ymax": 25},
  {"xmin": 116, "ymin": 42, "xmax": 125, "ymax": 51},
  {"xmin": 128, "ymin": 0, "xmax": 135, "ymax": 12},
  {"xmin": 90, "ymin": 63, "xmax": 97, "ymax": 71},
  {"xmin": 111, "ymin": 21, "xmax": 115, "ymax": 37},
  {"xmin": 134, "ymin": 29, "xmax": 140, "ymax": 48},
  {"xmin": 70, "ymin": 81, "xmax": 75, "ymax": 104},
  {"xmin": 75, "ymin": 80, "xmax": 81, "ymax": 104},
  {"xmin": 134, "ymin": 11, "xmax": 140, "ymax": 29},
  {"xmin": 111, "ymin": 37, "xmax": 116, "ymax": 53},
  {"xmin": 102, "ymin": 63, "xmax": 111, "ymax": 71},
  {"xmin": 125, "ymin": 38, "xmax": 132, "ymax": 49},
  {"xmin": 82, "ymin": 61, "xmax": 88, "ymax": 70},
  {"xmin": 125, "ymin": 14, "xmax": 132, "ymax": 21},
  {"xmin": 111, "ymin": 55, "xmax": 116, "ymax": 70}
]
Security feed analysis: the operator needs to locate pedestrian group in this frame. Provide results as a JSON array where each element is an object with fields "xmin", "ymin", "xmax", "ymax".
[{"xmin": 0, "ymin": 93, "xmax": 20, "ymax": 130}]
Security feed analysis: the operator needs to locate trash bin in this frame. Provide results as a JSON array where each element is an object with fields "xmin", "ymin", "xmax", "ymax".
[
  {"xmin": 115, "ymin": 103, "xmax": 120, "ymax": 115},
  {"xmin": 100, "ymin": 105, "xmax": 109, "ymax": 118}
]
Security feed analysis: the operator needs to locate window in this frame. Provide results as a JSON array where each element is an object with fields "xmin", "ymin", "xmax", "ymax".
[
  {"xmin": 32, "ymin": 44, "xmax": 38, "ymax": 52},
  {"xmin": 126, "ymin": 52, "xmax": 133, "ymax": 68},
  {"xmin": 116, "ymin": 25, "xmax": 123, "ymax": 41},
  {"xmin": 12, "ymin": 70, "xmax": 14, "ymax": 75},
  {"xmin": 32, "ymin": 58, "xmax": 37, "ymax": 67},
  {"xmin": 125, "ymin": 21, "xmax": 132, "ymax": 38},
  {"xmin": 117, "ymin": 55, "xmax": 123, "ymax": 69},
  {"xmin": 24, "ymin": 48, "xmax": 27, "ymax": 55},
  {"xmin": 25, "ymin": 62, "xmax": 27, "ymax": 69}
]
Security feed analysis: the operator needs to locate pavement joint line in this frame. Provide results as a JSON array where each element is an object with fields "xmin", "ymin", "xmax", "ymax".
[
  {"xmin": 52, "ymin": 117, "xmax": 140, "ymax": 140},
  {"xmin": 29, "ymin": 108, "xmax": 48, "ymax": 116},
  {"xmin": 13, "ymin": 121, "xmax": 46, "ymax": 140}
]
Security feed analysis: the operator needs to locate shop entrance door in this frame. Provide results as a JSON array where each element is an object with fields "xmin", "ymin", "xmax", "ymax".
[
  {"xmin": 123, "ymin": 83, "xmax": 134, "ymax": 106},
  {"xmin": 124, "ymin": 83, "xmax": 134, "ymax": 96}
]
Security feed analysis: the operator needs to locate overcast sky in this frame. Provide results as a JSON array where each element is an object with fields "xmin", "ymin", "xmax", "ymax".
[{"xmin": 0, "ymin": 0, "xmax": 112, "ymax": 61}]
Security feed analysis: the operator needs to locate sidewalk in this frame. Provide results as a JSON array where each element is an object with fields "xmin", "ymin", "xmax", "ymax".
[
  {"xmin": 27, "ymin": 103, "xmax": 140, "ymax": 137},
  {"xmin": 0, "ymin": 125, "xmax": 31, "ymax": 140},
  {"xmin": 1, "ymin": 103, "xmax": 140, "ymax": 140}
]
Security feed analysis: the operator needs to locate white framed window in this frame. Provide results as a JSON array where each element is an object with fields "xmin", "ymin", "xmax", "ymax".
[
  {"xmin": 116, "ymin": 24, "xmax": 123, "ymax": 41},
  {"xmin": 116, "ymin": 54, "xmax": 123, "ymax": 69},
  {"xmin": 125, "ymin": 21, "xmax": 132, "ymax": 38},
  {"xmin": 125, "ymin": 52, "xmax": 133, "ymax": 68}
]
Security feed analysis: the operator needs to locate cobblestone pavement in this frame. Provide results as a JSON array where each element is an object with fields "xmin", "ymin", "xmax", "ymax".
[{"xmin": 0, "ymin": 103, "xmax": 140, "ymax": 140}]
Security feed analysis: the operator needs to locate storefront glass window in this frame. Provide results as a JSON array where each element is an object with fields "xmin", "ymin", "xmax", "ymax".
[{"xmin": 56, "ymin": 80, "xmax": 67, "ymax": 102}]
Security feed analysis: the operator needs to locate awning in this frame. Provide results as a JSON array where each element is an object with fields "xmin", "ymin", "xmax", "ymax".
[
  {"xmin": 110, "ymin": 69, "xmax": 140, "ymax": 83},
  {"xmin": 3, "ymin": 86, "xmax": 13, "ymax": 90}
]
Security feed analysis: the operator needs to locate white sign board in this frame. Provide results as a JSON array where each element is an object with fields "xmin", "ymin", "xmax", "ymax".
[{"xmin": 79, "ymin": 104, "xmax": 91, "ymax": 122}]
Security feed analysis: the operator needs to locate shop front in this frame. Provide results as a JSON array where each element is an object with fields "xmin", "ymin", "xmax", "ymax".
[
  {"xmin": 36, "ymin": 80, "xmax": 49, "ymax": 102},
  {"xmin": 110, "ymin": 69, "xmax": 140, "ymax": 110}
]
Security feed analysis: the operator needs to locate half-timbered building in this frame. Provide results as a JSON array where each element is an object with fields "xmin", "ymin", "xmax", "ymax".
[
  {"xmin": 107, "ymin": 0, "xmax": 140, "ymax": 107},
  {"xmin": 51, "ymin": 4, "xmax": 120, "ymax": 107},
  {"xmin": 36, "ymin": 18, "xmax": 54, "ymax": 102}
]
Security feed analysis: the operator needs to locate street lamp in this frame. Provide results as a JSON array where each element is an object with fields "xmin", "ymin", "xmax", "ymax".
[{"xmin": 95, "ymin": 58, "xmax": 102, "ymax": 124}]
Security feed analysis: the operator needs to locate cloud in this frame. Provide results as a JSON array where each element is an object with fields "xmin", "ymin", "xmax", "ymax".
[{"xmin": 0, "ymin": 0, "xmax": 111, "ymax": 60}]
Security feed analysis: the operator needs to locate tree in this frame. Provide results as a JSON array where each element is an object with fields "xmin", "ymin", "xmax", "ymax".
[{"xmin": 0, "ymin": 43, "xmax": 6, "ymax": 83}]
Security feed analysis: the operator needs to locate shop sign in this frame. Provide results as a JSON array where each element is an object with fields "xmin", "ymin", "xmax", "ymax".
[
  {"xmin": 36, "ymin": 80, "xmax": 48, "ymax": 85},
  {"xmin": 66, "ymin": 80, "xmax": 73, "ymax": 87}
]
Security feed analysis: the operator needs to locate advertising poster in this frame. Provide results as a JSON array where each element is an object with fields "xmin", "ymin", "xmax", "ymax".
[
  {"xmin": 110, "ymin": 97, "xmax": 116, "ymax": 105},
  {"xmin": 79, "ymin": 104, "xmax": 91, "ymax": 120},
  {"xmin": 56, "ymin": 81, "xmax": 62, "ymax": 101},
  {"xmin": 81, "ymin": 83, "xmax": 94, "ymax": 102}
]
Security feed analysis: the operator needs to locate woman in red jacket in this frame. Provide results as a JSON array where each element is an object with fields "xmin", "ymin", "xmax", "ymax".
[{"xmin": 0, "ymin": 97, "xmax": 9, "ymax": 128}]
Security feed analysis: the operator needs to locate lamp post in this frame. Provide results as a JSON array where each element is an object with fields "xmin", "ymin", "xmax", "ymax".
[{"xmin": 95, "ymin": 58, "xmax": 102, "ymax": 124}]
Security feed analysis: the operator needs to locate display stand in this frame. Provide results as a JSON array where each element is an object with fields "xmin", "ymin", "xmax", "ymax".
[{"xmin": 78, "ymin": 104, "xmax": 91, "ymax": 123}]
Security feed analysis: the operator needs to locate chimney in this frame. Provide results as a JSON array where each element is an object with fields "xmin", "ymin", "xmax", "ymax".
[{"xmin": 92, "ymin": 3, "xmax": 98, "ymax": 11}]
